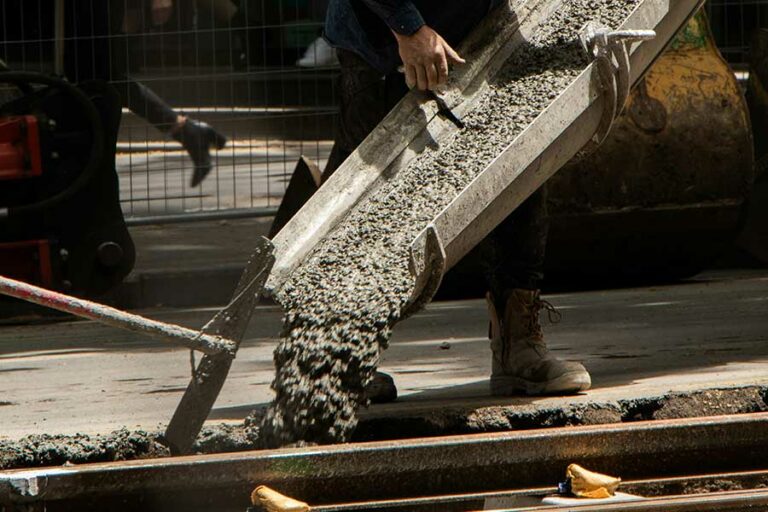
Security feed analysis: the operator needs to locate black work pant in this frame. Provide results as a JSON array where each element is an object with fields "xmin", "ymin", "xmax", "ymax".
[{"xmin": 325, "ymin": 49, "xmax": 548, "ymax": 294}]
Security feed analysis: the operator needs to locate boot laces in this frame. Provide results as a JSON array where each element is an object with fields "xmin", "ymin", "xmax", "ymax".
[
  {"xmin": 525, "ymin": 297, "xmax": 561, "ymax": 347},
  {"xmin": 493, "ymin": 292, "xmax": 563, "ymax": 363},
  {"xmin": 537, "ymin": 297, "xmax": 562, "ymax": 324}
]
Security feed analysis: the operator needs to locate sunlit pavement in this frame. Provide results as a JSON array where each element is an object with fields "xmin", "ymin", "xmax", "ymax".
[{"xmin": 1, "ymin": 269, "xmax": 766, "ymax": 439}]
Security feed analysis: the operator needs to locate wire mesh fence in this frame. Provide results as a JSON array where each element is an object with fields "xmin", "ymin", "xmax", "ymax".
[
  {"xmin": 0, "ymin": 0, "xmax": 766, "ymax": 222},
  {"xmin": 707, "ymin": 0, "xmax": 768, "ymax": 65},
  {"xmin": 1, "ymin": 0, "xmax": 337, "ymax": 220}
]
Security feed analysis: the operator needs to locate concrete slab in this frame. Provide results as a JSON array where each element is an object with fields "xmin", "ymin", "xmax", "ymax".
[{"xmin": 0, "ymin": 270, "xmax": 767, "ymax": 440}]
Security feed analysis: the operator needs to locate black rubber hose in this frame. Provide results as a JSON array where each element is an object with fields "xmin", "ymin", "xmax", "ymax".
[{"xmin": 0, "ymin": 71, "xmax": 104, "ymax": 219}]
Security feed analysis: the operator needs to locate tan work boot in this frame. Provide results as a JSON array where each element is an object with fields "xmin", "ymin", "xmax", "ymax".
[{"xmin": 487, "ymin": 289, "xmax": 591, "ymax": 396}]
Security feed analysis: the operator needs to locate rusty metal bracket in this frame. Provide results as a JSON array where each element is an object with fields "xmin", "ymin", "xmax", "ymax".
[
  {"xmin": 403, "ymin": 225, "xmax": 446, "ymax": 319},
  {"xmin": 579, "ymin": 23, "xmax": 656, "ymax": 148},
  {"xmin": 164, "ymin": 236, "xmax": 275, "ymax": 455}
]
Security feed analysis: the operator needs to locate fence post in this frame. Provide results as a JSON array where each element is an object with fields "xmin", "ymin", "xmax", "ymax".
[{"xmin": 54, "ymin": 0, "xmax": 66, "ymax": 75}]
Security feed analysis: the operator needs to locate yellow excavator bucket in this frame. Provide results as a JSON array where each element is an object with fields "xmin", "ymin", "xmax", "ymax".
[{"xmin": 543, "ymin": 9, "xmax": 754, "ymax": 284}]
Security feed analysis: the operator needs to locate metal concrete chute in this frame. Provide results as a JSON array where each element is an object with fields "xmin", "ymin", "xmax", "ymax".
[
  {"xmin": 263, "ymin": 0, "xmax": 566, "ymax": 297},
  {"xmin": 162, "ymin": 0, "xmax": 701, "ymax": 438},
  {"xmin": 404, "ymin": 0, "xmax": 702, "ymax": 313},
  {"xmin": 261, "ymin": 0, "xmax": 703, "ymax": 310}
]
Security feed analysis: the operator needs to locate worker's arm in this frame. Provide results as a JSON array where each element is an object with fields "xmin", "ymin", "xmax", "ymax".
[{"xmin": 361, "ymin": 0, "xmax": 465, "ymax": 91}]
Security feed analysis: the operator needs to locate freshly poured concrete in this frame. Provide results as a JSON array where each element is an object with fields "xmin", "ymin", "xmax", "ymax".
[
  {"xmin": 261, "ymin": 0, "xmax": 643, "ymax": 446},
  {"xmin": 0, "ymin": 269, "xmax": 766, "ymax": 441}
]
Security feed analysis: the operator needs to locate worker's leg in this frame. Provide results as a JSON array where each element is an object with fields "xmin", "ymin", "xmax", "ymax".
[
  {"xmin": 109, "ymin": 31, "xmax": 227, "ymax": 187},
  {"xmin": 112, "ymin": 78, "xmax": 178, "ymax": 129},
  {"xmin": 481, "ymin": 187, "xmax": 549, "ymax": 299},
  {"xmin": 323, "ymin": 49, "xmax": 408, "ymax": 182},
  {"xmin": 116, "ymin": 77, "xmax": 227, "ymax": 182},
  {"xmin": 479, "ymin": 186, "xmax": 591, "ymax": 396},
  {"xmin": 65, "ymin": 0, "xmax": 226, "ymax": 187},
  {"xmin": 114, "ymin": 86, "xmax": 227, "ymax": 189}
]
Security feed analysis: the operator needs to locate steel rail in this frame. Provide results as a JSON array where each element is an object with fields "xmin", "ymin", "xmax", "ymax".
[
  {"xmin": 2, "ymin": 413, "xmax": 768, "ymax": 511},
  {"xmin": 311, "ymin": 488, "xmax": 554, "ymax": 512},
  {"xmin": 491, "ymin": 489, "xmax": 768, "ymax": 512},
  {"xmin": 308, "ymin": 471, "xmax": 768, "ymax": 511},
  {"xmin": 308, "ymin": 487, "xmax": 768, "ymax": 512},
  {"xmin": 0, "ymin": 275, "xmax": 236, "ymax": 356}
]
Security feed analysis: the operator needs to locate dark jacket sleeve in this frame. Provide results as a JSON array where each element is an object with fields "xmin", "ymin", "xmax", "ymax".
[{"xmin": 360, "ymin": 0, "xmax": 426, "ymax": 35}]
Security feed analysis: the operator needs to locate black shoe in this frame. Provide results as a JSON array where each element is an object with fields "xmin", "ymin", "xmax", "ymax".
[
  {"xmin": 365, "ymin": 371, "xmax": 398, "ymax": 404},
  {"xmin": 172, "ymin": 118, "xmax": 227, "ymax": 187}
]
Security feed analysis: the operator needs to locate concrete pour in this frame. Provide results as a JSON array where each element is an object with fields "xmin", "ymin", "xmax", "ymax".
[{"xmin": 259, "ymin": 0, "xmax": 642, "ymax": 447}]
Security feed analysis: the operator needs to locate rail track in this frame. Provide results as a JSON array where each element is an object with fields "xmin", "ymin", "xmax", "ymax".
[{"xmin": 2, "ymin": 412, "xmax": 768, "ymax": 511}]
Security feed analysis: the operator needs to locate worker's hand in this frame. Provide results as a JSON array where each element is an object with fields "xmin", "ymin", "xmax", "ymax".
[
  {"xmin": 151, "ymin": 0, "xmax": 174, "ymax": 26},
  {"xmin": 394, "ymin": 25, "xmax": 465, "ymax": 91}
]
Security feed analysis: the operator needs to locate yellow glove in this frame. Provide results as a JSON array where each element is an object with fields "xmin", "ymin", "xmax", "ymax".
[
  {"xmin": 251, "ymin": 486, "xmax": 311, "ymax": 512},
  {"xmin": 566, "ymin": 463, "xmax": 621, "ymax": 499}
]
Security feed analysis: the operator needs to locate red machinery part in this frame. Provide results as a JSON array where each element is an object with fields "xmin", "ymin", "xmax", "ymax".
[
  {"xmin": 0, "ymin": 239, "xmax": 53, "ymax": 288},
  {"xmin": 0, "ymin": 115, "xmax": 43, "ymax": 180}
]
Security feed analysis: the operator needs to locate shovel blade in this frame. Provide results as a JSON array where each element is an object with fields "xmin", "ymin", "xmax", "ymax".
[{"xmin": 164, "ymin": 237, "xmax": 275, "ymax": 455}]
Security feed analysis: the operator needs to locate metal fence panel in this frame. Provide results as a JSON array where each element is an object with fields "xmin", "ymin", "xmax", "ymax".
[
  {"xmin": 0, "ymin": 0, "xmax": 765, "ymax": 221},
  {"xmin": 1, "ymin": 0, "xmax": 336, "ymax": 221},
  {"xmin": 708, "ymin": 0, "xmax": 768, "ymax": 65}
]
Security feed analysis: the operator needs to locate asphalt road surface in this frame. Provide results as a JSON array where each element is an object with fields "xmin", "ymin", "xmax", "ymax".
[{"xmin": 0, "ymin": 269, "xmax": 766, "ymax": 439}]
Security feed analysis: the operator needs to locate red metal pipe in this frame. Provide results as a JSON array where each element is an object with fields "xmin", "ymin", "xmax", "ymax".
[{"xmin": 0, "ymin": 275, "xmax": 235, "ymax": 356}]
